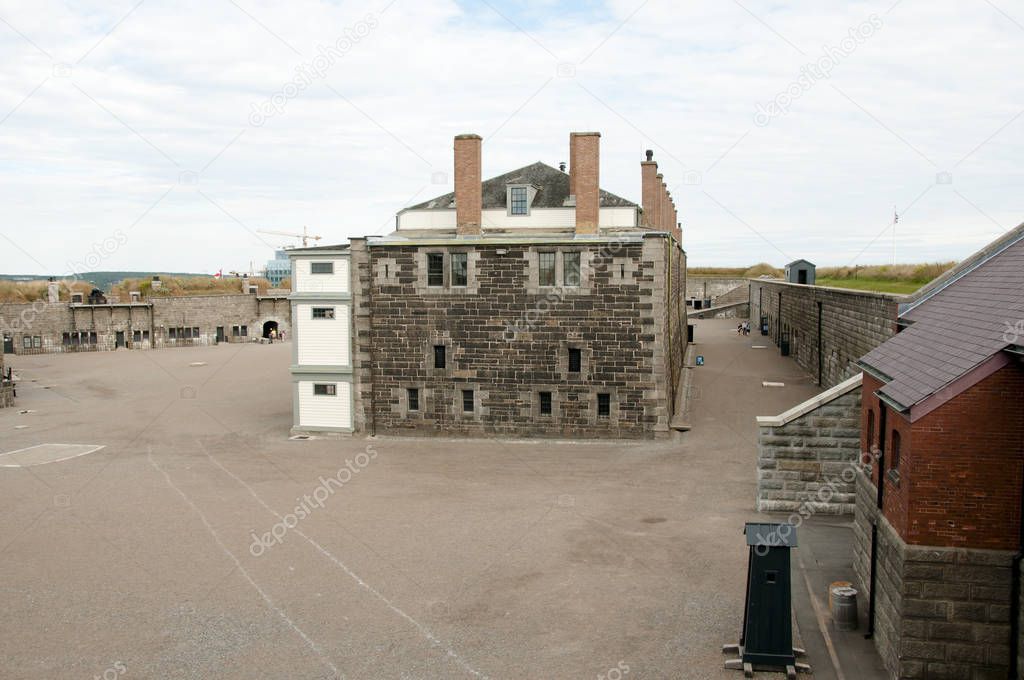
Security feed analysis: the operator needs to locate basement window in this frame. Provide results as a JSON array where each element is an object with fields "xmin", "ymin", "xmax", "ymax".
[
  {"xmin": 407, "ymin": 388, "xmax": 420, "ymax": 412},
  {"xmin": 597, "ymin": 393, "xmax": 611, "ymax": 418},
  {"xmin": 539, "ymin": 252, "xmax": 556, "ymax": 286},
  {"xmin": 311, "ymin": 262, "xmax": 334, "ymax": 274},
  {"xmin": 539, "ymin": 391, "xmax": 552, "ymax": 416},
  {"xmin": 313, "ymin": 383, "xmax": 337, "ymax": 396},
  {"xmin": 568, "ymin": 348, "xmax": 582, "ymax": 373},
  {"xmin": 462, "ymin": 389, "xmax": 475, "ymax": 413},
  {"xmin": 433, "ymin": 345, "xmax": 446, "ymax": 369},
  {"xmin": 312, "ymin": 307, "xmax": 335, "ymax": 319},
  {"xmin": 427, "ymin": 253, "xmax": 444, "ymax": 287}
]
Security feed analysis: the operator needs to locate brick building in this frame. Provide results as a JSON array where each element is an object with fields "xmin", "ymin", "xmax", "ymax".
[
  {"xmin": 291, "ymin": 132, "xmax": 687, "ymax": 438},
  {"xmin": 852, "ymin": 224, "xmax": 1024, "ymax": 680}
]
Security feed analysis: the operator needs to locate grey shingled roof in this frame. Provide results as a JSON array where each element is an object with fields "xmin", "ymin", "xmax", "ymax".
[
  {"xmin": 405, "ymin": 162, "xmax": 636, "ymax": 211},
  {"xmin": 859, "ymin": 224, "xmax": 1024, "ymax": 410}
]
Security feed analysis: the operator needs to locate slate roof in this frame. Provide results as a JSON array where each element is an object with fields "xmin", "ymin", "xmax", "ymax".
[
  {"xmin": 858, "ymin": 223, "xmax": 1024, "ymax": 410},
  {"xmin": 405, "ymin": 162, "xmax": 636, "ymax": 211}
]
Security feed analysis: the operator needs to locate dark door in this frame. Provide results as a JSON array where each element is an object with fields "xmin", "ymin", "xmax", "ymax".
[
  {"xmin": 2, "ymin": 335, "xmax": 12, "ymax": 354},
  {"xmin": 798, "ymin": 269, "xmax": 808, "ymax": 284},
  {"xmin": 115, "ymin": 331, "xmax": 125, "ymax": 348},
  {"xmin": 216, "ymin": 326, "xmax": 225, "ymax": 343}
]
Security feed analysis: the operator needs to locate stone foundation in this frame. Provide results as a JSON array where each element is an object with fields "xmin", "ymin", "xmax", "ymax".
[
  {"xmin": 756, "ymin": 375, "xmax": 862, "ymax": 514},
  {"xmin": 853, "ymin": 469, "xmax": 1014, "ymax": 679}
]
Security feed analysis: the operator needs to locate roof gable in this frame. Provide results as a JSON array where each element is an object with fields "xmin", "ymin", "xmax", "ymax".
[{"xmin": 405, "ymin": 162, "xmax": 636, "ymax": 212}]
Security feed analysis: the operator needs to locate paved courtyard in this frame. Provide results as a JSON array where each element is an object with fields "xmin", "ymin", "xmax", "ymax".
[{"xmin": 0, "ymin": 319, "xmax": 872, "ymax": 679}]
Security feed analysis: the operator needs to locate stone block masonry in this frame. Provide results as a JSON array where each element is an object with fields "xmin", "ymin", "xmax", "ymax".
[
  {"xmin": 757, "ymin": 374, "xmax": 863, "ymax": 514},
  {"xmin": 0, "ymin": 351, "xmax": 14, "ymax": 408},
  {"xmin": 350, "ymin": 234, "xmax": 685, "ymax": 438},
  {"xmin": 853, "ymin": 470, "xmax": 1015, "ymax": 680},
  {"xmin": 749, "ymin": 279, "xmax": 900, "ymax": 388}
]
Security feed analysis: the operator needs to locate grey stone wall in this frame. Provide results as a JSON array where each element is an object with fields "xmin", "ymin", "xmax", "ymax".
[
  {"xmin": 0, "ymin": 295, "xmax": 290, "ymax": 354},
  {"xmin": 0, "ymin": 351, "xmax": 13, "ymax": 408},
  {"xmin": 350, "ymin": 235, "xmax": 684, "ymax": 438},
  {"xmin": 756, "ymin": 384, "xmax": 862, "ymax": 514},
  {"xmin": 854, "ymin": 470, "xmax": 1015, "ymax": 680},
  {"xmin": 749, "ymin": 280, "xmax": 900, "ymax": 387},
  {"xmin": 685, "ymin": 276, "xmax": 748, "ymax": 302}
]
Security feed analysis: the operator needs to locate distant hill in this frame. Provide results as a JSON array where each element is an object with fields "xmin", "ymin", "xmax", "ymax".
[{"xmin": 0, "ymin": 271, "xmax": 209, "ymax": 291}]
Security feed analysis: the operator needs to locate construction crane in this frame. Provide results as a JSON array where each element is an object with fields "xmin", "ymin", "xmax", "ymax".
[{"xmin": 256, "ymin": 226, "xmax": 323, "ymax": 247}]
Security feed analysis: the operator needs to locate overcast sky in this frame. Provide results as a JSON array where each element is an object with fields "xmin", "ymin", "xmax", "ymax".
[{"xmin": 1, "ymin": 0, "xmax": 1021, "ymax": 274}]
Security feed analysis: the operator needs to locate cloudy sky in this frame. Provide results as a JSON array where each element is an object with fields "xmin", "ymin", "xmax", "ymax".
[{"xmin": 1, "ymin": 0, "xmax": 1021, "ymax": 274}]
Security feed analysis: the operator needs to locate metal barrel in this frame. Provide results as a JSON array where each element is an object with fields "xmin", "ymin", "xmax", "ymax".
[{"xmin": 831, "ymin": 585, "xmax": 859, "ymax": 631}]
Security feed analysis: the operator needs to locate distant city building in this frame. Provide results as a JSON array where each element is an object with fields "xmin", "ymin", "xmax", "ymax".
[{"xmin": 264, "ymin": 250, "xmax": 292, "ymax": 286}]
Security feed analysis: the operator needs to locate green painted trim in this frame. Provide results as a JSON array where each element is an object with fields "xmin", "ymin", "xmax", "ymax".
[
  {"xmin": 290, "ymin": 368, "xmax": 353, "ymax": 379},
  {"xmin": 289, "ymin": 293, "xmax": 352, "ymax": 301}
]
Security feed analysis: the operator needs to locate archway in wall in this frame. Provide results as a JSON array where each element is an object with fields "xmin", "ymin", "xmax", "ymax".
[{"xmin": 262, "ymin": 320, "xmax": 279, "ymax": 338}]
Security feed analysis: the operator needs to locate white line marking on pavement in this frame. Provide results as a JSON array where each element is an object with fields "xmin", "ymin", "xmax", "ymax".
[
  {"xmin": 0, "ymin": 444, "xmax": 105, "ymax": 467},
  {"xmin": 203, "ymin": 450, "xmax": 490, "ymax": 680},
  {"xmin": 147, "ymin": 450, "xmax": 343, "ymax": 679}
]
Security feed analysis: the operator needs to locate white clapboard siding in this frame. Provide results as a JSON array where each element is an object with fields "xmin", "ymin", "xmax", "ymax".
[
  {"xmin": 298, "ymin": 380, "xmax": 352, "ymax": 429},
  {"xmin": 294, "ymin": 258, "xmax": 350, "ymax": 293},
  {"xmin": 296, "ymin": 303, "xmax": 350, "ymax": 366}
]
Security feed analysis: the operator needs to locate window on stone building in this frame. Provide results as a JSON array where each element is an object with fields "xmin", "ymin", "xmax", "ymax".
[
  {"xmin": 462, "ymin": 389, "xmax": 474, "ymax": 413},
  {"xmin": 538, "ymin": 252, "xmax": 556, "ymax": 286},
  {"xmin": 313, "ymin": 383, "xmax": 337, "ymax": 396},
  {"xmin": 451, "ymin": 252, "xmax": 468, "ymax": 287},
  {"xmin": 891, "ymin": 430, "xmax": 901, "ymax": 470},
  {"xmin": 427, "ymin": 253, "xmax": 444, "ymax": 287},
  {"xmin": 133, "ymin": 330, "xmax": 142, "ymax": 343},
  {"xmin": 568, "ymin": 348, "xmax": 582, "ymax": 373},
  {"xmin": 311, "ymin": 262, "xmax": 334, "ymax": 274},
  {"xmin": 433, "ymin": 345, "xmax": 446, "ymax": 369},
  {"xmin": 241, "ymin": 325, "xmax": 248, "ymax": 336},
  {"xmin": 539, "ymin": 391, "xmax": 552, "ymax": 416},
  {"xmin": 22, "ymin": 336, "xmax": 31, "ymax": 349},
  {"xmin": 563, "ymin": 252, "xmax": 580, "ymax": 287},
  {"xmin": 193, "ymin": 327, "xmax": 199, "ymax": 338},
  {"xmin": 169, "ymin": 328, "xmax": 177, "ymax": 339},
  {"xmin": 597, "ymin": 393, "xmax": 611, "ymax": 418},
  {"xmin": 89, "ymin": 332, "xmax": 97, "ymax": 345},
  {"xmin": 312, "ymin": 307, "xmax": 335, "ymax": 320},
  {"xmin": 62, "ymin": 333, "xmax": 70, "ymax": 346},
  {"xmin": 33, "ymin": 336, "xmax": 41, "ymax": 348},
  {"xmin": 408, "ymin": 388, "xmax": 419, "ymax": 412},
  {"xmin": 509, "ymin": 186, "xmax": 528, "ymax": 215}
]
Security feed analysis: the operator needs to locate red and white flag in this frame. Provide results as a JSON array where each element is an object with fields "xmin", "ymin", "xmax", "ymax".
[{"xmin": 213, "ymin": 269, "xmax": 222, "ymax": 279}]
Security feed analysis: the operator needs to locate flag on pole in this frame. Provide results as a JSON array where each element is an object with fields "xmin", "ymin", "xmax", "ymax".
[{"xmin": 213, "ymin": 269, "xmax": 222, "ymax": 279}]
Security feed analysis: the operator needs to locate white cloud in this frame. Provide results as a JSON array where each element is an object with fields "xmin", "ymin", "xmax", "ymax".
[{"xmin": 0, "ymin": 0, "xmax": 1021, "ymax": 274}]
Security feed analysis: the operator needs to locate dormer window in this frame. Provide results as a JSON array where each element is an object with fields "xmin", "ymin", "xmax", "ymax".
[{"xmin": 508, "ymin": 186, "xmax": 530, "ymax": 216}]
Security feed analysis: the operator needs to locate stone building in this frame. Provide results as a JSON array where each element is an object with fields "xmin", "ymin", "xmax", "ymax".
[
  {"xmin": 852, "ymin": 224, "xmax": 1024, "ymax": 680},
  {"xmin": 291, "ymin": 131, "xmax": 687, "ymax": 438},
  {"xmin": 0, "ymin": 284, "xmax": 290, "ymax": 355},
  {"xmin": 0, "ymin": 349, "xmax": 14, "ymax": 408}
]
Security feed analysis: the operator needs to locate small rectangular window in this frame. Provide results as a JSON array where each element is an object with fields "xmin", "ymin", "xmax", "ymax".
[
  {"xmin": 311, "ymin": 262, "xmax": 334, "ymax": 274},
  {"xmin": 33, "ymin": 336, "xmax": 41, "ymax": 348},
  {"xmin": 169, "ymin": 328, "xmax": 177, "ymax": 339},
  {"xmin": 427, "ymin": 253, "xmax": 444, "ymax": 287},
  {"xmin": 462, "ymin": 389, "xmax": 474, "ymax": 413},
  {"xmin": 313, "ymin": 383, "xmax": 337, "ymax": 396},
  {"xmin": 62, "ymin": 332, "xmax": 70, "ymax": 346},
  {"xmin": 433, "ymin": 345, "xmax": 446, "ymax": 369},
  {"xmin": 143, "ymin": 330, "xmax": 149, "ymax": 340},
  {"xmin": 193, "ymin": 327, "xmax": 199, "ymax": 338},
  {"xmin": 539, "ymin": 391, "xmax": 552, "ymax": 416},
  {"xmin": 597, "ymin": 393, "xmax": 611, "ymax": 417},
  {"xmin": 451, "ymin": 252, "xmax": 468, "ymax": 287},
  {"xmin": 538, "ymin": 252, "xmax": 556, "ymax": 286},
  {"xmin": 241, "ymin": 325, "xmax": 248, "ymax": 336},
  {"xmin": 510, "ymin": 186, "xmax": 528, "ymax": 215},
  {"xmin": 312, "ymin": 307, "xmax": 335, "ymax": 319},
  {"xmin": 89, "ymin": 332, "xmax": 97, "ymax": 345},
  {"xmin": 232, "ymin": 325, "xmax": 239, "ymax": 337},
  {"xmin": 563, "ymin": 252, "xmax": 581, "ymax": 287},
  {"xmin": 408, "ymin": 388, "xmax": 420, "ymax": 412},
  {"xmin": 22, "ymin": 336, "xmax": 31, "ymax": 349},
  {"xmin": 568, "ymin": 348, "xmax": 582, "ymax": 373},
  {"xmin": 133, "ymin": 330, "xmax": 141, "ymax": 342}
]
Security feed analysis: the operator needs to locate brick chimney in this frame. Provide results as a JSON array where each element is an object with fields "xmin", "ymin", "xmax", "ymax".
[
  {"xmin": 572, "ymin": 132, "xmax": 600, "ymax": 235},
  {"xmin": 454, "ymin": 133, "xmax": 482, "ymax": 236},
  {"xmin": 661, "ymin": 180, "xmax": 670, "ymax": 232},
  {"xmin": 641, "ymin": 150, "xmax": 659, "ymax": 229}
]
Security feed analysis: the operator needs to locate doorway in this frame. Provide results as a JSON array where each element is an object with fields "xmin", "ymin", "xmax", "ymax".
[
  {"xmin": 2, "ymin": 334, "xmax": 12, "ymax": 354},
  {"xmin": 262, "ymin": 320, "xmax": 279, "ymax": 339},
  {"xmin": 216, "ymin": 326, "xmax": 225, "ymax": 343},
  {"xmin": 115, "ymin": 331, "xmax": 125, "ymax": 348}
]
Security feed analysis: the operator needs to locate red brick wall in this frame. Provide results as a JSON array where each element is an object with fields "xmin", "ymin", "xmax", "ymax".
[{"xmin": 904, "ymin": 362, "xmax": 1024, "ymax": 549}]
